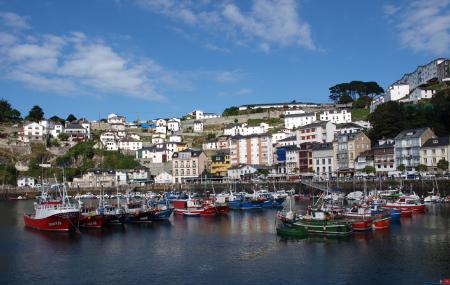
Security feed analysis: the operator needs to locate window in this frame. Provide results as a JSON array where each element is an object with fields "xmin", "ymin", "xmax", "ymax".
[
  {"xmin": 322, "ymin": 159, "xmax": 325, "ymax": 164},
  {"xmin": 328, "ymin": 158, "xmax": 331, "ymax": 164}
]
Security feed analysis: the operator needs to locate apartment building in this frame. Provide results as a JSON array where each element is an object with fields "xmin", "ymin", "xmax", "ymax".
[
  {"xmin": 230, "ymin": 134, "xmax": 273, "ymax": 166},
  {"xmin": 312, "ymin": 143, "xmax": 335, "ymax": 178},
  {"xmin": 421, "ymin": 137, "xmax": 450, "ymax": 172},
  {"xmin": 172, "ymin": 149, "xmax": 207, "ymax": 183},
  {"xmin": 335, "ymin": 132, "xmax": 371, "ymax": 175},
  {"xmin": 394, "ymin": 127, "xmax": 435, "ymax": 169}
]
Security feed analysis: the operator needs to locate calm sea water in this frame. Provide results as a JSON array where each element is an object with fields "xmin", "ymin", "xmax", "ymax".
[{"xmin": 0, "ymin": 200, "xmax": 449, "ymax": 285}]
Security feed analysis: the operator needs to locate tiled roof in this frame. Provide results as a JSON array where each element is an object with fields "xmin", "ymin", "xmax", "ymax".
[{"xmin": 422, "ymin": 136, "xmax": 449, "ymax": 148}]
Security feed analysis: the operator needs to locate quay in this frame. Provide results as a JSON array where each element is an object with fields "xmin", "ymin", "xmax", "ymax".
[{"xmin": 2, "ymin": 179, "xmax": 449, "ymax": 200}]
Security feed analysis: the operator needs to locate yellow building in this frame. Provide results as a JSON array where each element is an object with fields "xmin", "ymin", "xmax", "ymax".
[{"xmin": 210, "ymin": 152, "xmax": 231, "ymax": 177}]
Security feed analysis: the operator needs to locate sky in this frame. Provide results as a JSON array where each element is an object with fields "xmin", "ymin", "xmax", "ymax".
[{"xmin": 0, "ymin": 0, "xmax": 449, "ymax": 121}]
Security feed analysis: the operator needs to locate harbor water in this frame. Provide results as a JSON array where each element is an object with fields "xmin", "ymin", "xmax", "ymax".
[{"xmin": 0, "ymin": 200, "xmax": 449, "ymax": 285}]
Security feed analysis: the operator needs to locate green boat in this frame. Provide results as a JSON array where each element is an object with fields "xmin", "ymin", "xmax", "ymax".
[{"xmin": 276, "ymin": 219, "xmax": 307, "ymax": 238}]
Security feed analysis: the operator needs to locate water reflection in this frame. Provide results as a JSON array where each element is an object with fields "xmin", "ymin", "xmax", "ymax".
[{"xmin": 0, "ymin": 201, "xmax": 449, "ymax": 285}]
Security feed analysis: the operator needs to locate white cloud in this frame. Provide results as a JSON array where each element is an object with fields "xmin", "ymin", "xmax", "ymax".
[
  {"xmin": 218, "ymin": 88, "xmax": 253, "ymax": 97},
  {"xmin": 386, "ymin": 0, "xmax": 450, "ymax": 54},
  {"xmin": 0, "ymin": 29, "xmax": 172, "ymax": 100},
  {"xmin": 214, "ymin": 70, "xmax": 243, "ymax": 83},
  {"xmin": 205, "ymin": 42, "xmax": 230, "ymax": 53},
  {"xmin": 382, "ymin": 4, "xmax": 399, "ymax": 16},
  {"xmin": 136, "ymin": 0, "xmax": 317, "ymax": 52},
  {"xmin": 0, "ymin": 11, "xmax": 29, "ymax": 29},
  {"xmin": 0, "ymin": 14, "xmax": 243, "ymax": 101}
]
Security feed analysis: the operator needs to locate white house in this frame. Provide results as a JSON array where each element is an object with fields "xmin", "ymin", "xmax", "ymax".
[
  {"xmin": 284, "ymin": 112, "xmax": 316, "ymax": 130},
  {"xmin": 155, "ymin": 126, "xmax": 167, "ymax": 134},
  {"xmin": 18, "ymin": 122, "xmax": 46, "ymax": 143},
  {"xmin": 151, "ymin": 137, "xmax": 165, "ymax": 144},
  {"xmin": 107, "ymin": 113, "xmax": 126, "ymax": 124},
  {"xmin": 312, "ymin": 143, "xmax": 336, "ymax": 178},
  {"xmin": 167, "ymin": 119, "xmax": 181, "ymax": 132},
  {"xmin": 17, "ymin": 177, "xmax": 37, "ymax": 187},
  {"xmin": 271, "ymin": 131, "xmax": 292, "ymax": 145},
  {"xmin": 49, "ymin": 123, "xmax": 64, "ymax": 138},
  {"xmin": 168, "ymin": 134, "xmax": 182, "ymax": 142},
  {"xmin": 223, "ymin": 123, "xmax": 269, "ymax": 136},
  {"xmin": 296, "ymin": 121, "xmax": 336, "ymax": 145},
  {"xmin": 156, "ymin": 118, "xmax": 167, "ymax": 127},
  {"xmin": 385, "ymin": 84, "xmax": 410, "ymax": 102},
  {"xmin": 193, "ymin": 121, "xmax": 203, "ymax": 133},
  {"xmin": 154, "ymin": 171, "xmax": 173, "ymax": 184},
  {"xmin": 335, "ymin": 123, "xmax": 365, "ymax": 135},
  {"xmin": 136, "ymin": 146, "xmax": 169, "ymax": 163},
  {"xmin": 409, "ymin": 87, "xmax": 436, "ymax": 102},
  {"xmin": 118, "ymin": 138, "xmax": 143, "ymax": 152},
  {"xmin": 104, "ymin": 140, "xmax": 118, "ymax": 151},
  {"xmin": 227, "ymin": 164, "xmax": 257, "ymax": 180},
  {"xmin": 277, "ymin": 136, "xmax": 297, "ymax": 147},
  {"xmin": 319, "ymin": 109, "xmax": 351, "ymax": 124},
  {"xmin": 284, "ymin": 109, "xmax": 305, "ymax": 115},
  {"xmin": 191, "ymin": 110, "xmax": 221, "ymax": 120}
]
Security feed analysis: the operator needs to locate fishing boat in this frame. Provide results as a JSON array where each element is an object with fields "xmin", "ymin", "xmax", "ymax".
[
  {"xmin": 350, "ymin": 218, "xmax": 373, "ymax": 231},
  {"xmin": 123, "ymin": 200, "xmax": 154, "ymax": 222},
  {"xmin": 173, "ymin": 197, "xmax": 217, "ymax": 216},
  {"xmin": 372, "ymin": 215, "xmax": 391, "ymax": 229},
  {"xmin": 79, "ymin": 207, "xmax": 107, "ymax": 228},
  {"xmin": 400, "ymin": 209, "xmax": 413, "ymax": 217},
  {"xmin": 294, "ymin": 207, "xmax": 353, "ymax": 236},
  {"xmin": 276, "ymin": 196, "xmax": 307, "ymax": 238},
  {"xmin": 23, "ymin": 183, "xmax": 80, "ymax": 231},
  {"xmin": 384, "ymin": 197, "xmax": 426, "ymax": 212}
]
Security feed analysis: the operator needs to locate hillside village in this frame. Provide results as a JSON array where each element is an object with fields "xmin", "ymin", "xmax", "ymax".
[{"xmin": 3, "ymin": 57, "xmax": 450, "ymax": 189}]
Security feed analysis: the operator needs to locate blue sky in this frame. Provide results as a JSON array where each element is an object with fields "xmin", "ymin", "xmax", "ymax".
[{"xmin": 0, "ymin": 0, "xmax": 449, "ymax": 121}]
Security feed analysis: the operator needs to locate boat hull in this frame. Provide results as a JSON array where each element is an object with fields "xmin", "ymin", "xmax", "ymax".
[
  {"xmin": 351, "ymin": 218, "xmax": 373, "ymax": 231},
  {"xmin": 124, "ymin": 210, "xmax": 154, "ymax": 222},
  {"xmin": 24, "ymin": 212, "xmax": 79, "ymax": 231},
  {"xmin": 79, "ymin": 214, "xmax": 106, "ymax": 228},
  {"xmin": 372, "ymin": 216, "xmax": 390, "ymax": 229},
  {"xmin": 149, "ymin": 208, "xmax": 173, "ymax": 221},
  {"xmin": 276, "ymin": 221, "xmax": 307, "ymax": 238},
  {"xmin": 174, "ymin": 206, "xmax": 217, "ymax": 216},
  {"xmin": 383, "ymin": 203, "xmax": 426, "ymax": 212},
  {"xmin": 294, "ymin": 219, "xmax": 353, "ymax": 236}
]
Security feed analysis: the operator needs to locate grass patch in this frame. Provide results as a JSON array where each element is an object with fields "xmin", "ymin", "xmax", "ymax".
[{"xmin": 351, "ymin": 108, "xmax": 370, "ymax": 121}]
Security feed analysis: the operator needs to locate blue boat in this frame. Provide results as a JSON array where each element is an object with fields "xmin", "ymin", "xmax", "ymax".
[
  {"xmin": 389, "ymin": 208, "xmax": 401, "ymax": 219},
  {"xmin": 149, "ymin": 208, "xmax": 173, "ymax": 221}
]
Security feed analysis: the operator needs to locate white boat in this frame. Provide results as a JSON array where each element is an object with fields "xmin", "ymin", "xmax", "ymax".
[{"xmin": 346, "ymin": 191, "xmax": 364, "ymax": 201}]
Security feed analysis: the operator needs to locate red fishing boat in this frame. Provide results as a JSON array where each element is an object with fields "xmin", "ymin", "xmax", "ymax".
[
  {"xmin": 400, "ymin": 209, "xmax": 413, "ymax": 217},
  {"xmin": 351, "ymin": 218, "xmax": 373, "ymax": 231},
  {"xmin": 79, "ymin": 207, "xmax": 107, "ymax": 228},
  {"xmin": 23, "ymin": 185, "xmax": 80, "ymax": 231},
  {"xmin": 383, "ymin": 197, "xmax": 426, "ymax": 212},
  {"xmin": 173, "ymin": 198, "xmax": 218, "ymax": 216},
  {"xmin": 372, "ymin": 215, "xmax": 390, "ymax": 230}
]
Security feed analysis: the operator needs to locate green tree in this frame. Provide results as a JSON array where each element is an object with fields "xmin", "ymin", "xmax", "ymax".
[
  {"xmin": 368, "ymin": 101, "xmax": 405, "ymax": 142},
  {"xmin": 397, "ymin": 164, "xmax": 406, "ymax": 172},
  {"xmin": 58, "ymin": 132, "xmax": 70, "ymax": 141},
  {"xmin": 222, "ymin": 106, "xmax": 239, "ymax": 116},
  {"xmin": 66, "ymin": 114, "xmax": 77, "ymax": 122},
  {"xmin": 0, "ymin": 99, "xmax": 21, "ymax": 122},
  {"xmin": 416, "ymin": 164, "xmax": 428, "ymax": 173},
  {"xmin": 353, "ymin": 95, "xmax": 372, "ymax": 109},
  {"xmin": 363, "ymin": 165, "xmax": 375, "ymax": 174},
  {"xmin": 338, "ymin": 94, "xmax": 353, "ymax": 104},
  {"xmin": 207, "ymin": 133, "xmax": 216, "ymax": 140},
  {"xmin": 437, "ymin": 159, "xmax": 449, "ymax": 172},
  {"xmin": 26, "ymin": 105, "xmax": 44, "ymax": 122},
  {"xmin": 49, "ymin": 115, "xmax": 65, "ymax": 125}
]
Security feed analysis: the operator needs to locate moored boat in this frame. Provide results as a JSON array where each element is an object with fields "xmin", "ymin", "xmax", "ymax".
[
  {"xmin": 350, "ymin": 218, "xmax": 373, "ymax": 231},
  {"xmin": 372, "ymin": 215, "xmax": 390, "ymax": 230},
  {"xmin": 23, "ymin": 184, "xmax": 80, "ymax": 232},
  {"xmin": 384, "ymin": 197, "xmax": 426, "ymax": 212}
]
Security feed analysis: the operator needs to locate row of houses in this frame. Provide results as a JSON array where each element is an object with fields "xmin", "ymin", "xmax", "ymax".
[
  {"xmin": 371, "ymin": 58, "xmax": 450, "ymax": 111},
  {"xmin": 18, "ymin": 120, "xmax": 91, "ymax": 143}
]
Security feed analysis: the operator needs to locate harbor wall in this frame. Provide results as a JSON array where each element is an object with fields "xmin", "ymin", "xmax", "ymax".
[{"xmin": 1, "ymin": 179, "xmax": 449, "ymax": 199}]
